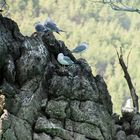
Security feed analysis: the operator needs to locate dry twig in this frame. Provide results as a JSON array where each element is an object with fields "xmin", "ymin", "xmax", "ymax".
[{"xmin": 126, "ymin": 47, "xmax": 133, "ymax": 68}]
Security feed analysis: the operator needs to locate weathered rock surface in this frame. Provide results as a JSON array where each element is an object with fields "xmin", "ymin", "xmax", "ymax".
[
  {"xmin": 131, "ymin": 114, "xmax": 140, "ymax": 137},
  {"xmin": 127, "ymin": 135, "xmax": 140, "ymax": 140},
  {"xmin": 114, "ymin": 110, "xmax": 140, "ymax": 140},
  {"xmin": 33, "ymin": 132, "xmax": 52, "ymax": 140},
  {"xmin": 115, "ymin": 130, "xmax": 127, "ymax": 140},
  {"xmin": 0, "ymin": 14, "xmax": 128, "ymax": 140}
]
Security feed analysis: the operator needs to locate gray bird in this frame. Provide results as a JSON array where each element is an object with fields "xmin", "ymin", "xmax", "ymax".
[
  {"xmin": 34, "ymin": 22, "xmax": 45, "ymax": 33},
  {"xmin": 44, "ymin": 17, "xmax": 65, "ymax": 34},
  {"xmin": 72, "ymin": 42, "xmax": 88, "ymax": 56},
  {"xmin": 57, "ymin": 53, "xmax": 74, "ymax": 66}
]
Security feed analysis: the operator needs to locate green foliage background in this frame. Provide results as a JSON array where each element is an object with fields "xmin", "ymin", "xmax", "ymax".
[{"xmin": 6, "ymin": 0, "xmax": 140, "ymax": 114}]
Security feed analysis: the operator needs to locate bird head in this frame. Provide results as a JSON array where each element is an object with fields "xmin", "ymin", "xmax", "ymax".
[{"xmin": 58, "ymin": 53, "xmax": 64, "ymax": 58}]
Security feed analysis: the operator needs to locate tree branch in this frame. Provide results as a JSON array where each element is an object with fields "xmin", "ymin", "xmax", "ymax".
[
  {"xmin": 91, "ymin": 0, "xmax": 140, "ymax": 14},
  {"xmin": 126, "ymin": 47, "xmax": 132, "ymax": 68},
  {"xmin": 115, "ymin": 46, "xmax": 139, "ymax": 112},
  {"xmin": 110, "ymin": 2, "xmax": 140, "ymax": 14}
]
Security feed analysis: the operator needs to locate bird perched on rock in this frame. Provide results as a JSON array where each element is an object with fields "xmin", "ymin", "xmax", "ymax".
[
  {"xmin": 121, "ymin": 97, "xmax": 133, "ymax": 113},
  {"xmin": 32, "ymin": 22, "xmax": 45, "ymax": 37},
  {"xmin": 72, "ymin": 42, "xmax": 88, "ymax": 54},
  {"xmin": 34, "ymin": 22, "xmax": 45, "ymax": 33},
  {"xmin": 44, "ymin": 17, "xmax": 65, "ymax": 34},
  {"xmin": 57, "ymin": 53, "xmax": 74, "ymax": 65}
]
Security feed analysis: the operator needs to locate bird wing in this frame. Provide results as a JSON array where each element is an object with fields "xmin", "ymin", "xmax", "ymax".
[
  {"xmin": 44, "ymin": 20, "xmax": 65, "ymax": 33},
  {"xmin": 45, "ymin": 17, "xmax": 57, "ymax": 26},
  {"xmin": 44, "ymin": 18, "xmax": 57, "ymax": 28},
  {"xmin": 45, "ymin": 22, "xmax": 59, "ymax": 31},
  {"xmin": 63, "ymin": 56, "xmax": 74, "ymax": 64},
  {"xmin": 73, "ymin": 44, "xmax": 87, "ymax": 53}
]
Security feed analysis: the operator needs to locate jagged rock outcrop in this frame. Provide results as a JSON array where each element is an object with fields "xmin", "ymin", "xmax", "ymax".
[
  {"xmin": 113, "ymin": 109, "xmax": 140, "ymax": 140},
  {"xmin": 0, "ymin": 14, "xmax": 134, "ymax": 140}
]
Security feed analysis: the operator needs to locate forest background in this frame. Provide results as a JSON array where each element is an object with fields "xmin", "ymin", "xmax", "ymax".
[{"xmin": 5, "ymin": 0, "xmax": 140, "ymax": 114}]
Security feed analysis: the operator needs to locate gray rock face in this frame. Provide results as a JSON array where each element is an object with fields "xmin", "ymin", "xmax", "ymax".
[
  {"xmin": 44, "ymin": 65, "xmax": 115, "ymax": 139},
  {"xmin": 16, "ymin": 78, "xmax": 45, "ymax": 124},
  {"xmin": 65, "ymin": 119, "xmax": 104, "ymax": 140},
  {"xmin": 127, "ymin": 135, "xmax": 140, "ymax": 140},
  {"xmin": 0, "ymin": 14, "xmax": 115, "ymax": 140},
  {"xmin": 45, "ymin": 100, "xmax": 68, "ymax": 119},
  {"xmin": 131, "ymin": 114, "xmax": 140, "ymax": 137},
  {"xmin": 33, "ymin": 133, "xmax": 52, "ymax": 140},
  {"xmin": 122, "ymin": 121, "xmax": 130, "ymax": 135},
  {"xmin": 114, "ymin": 111, "xmax": 140, "ymax": 139},
  {"xmin": 115, "ymin": 130, "xmax": 127, "ymax": 140},
  {"xmin": 16, "ymin": 37, "xmax": 49, "ymax": 85},
  {"xmin": 0, "ymin": 110, "xmax": 32, "ymax": 140},
  {"xmin": 4, "ymin": 55, "xmax": 16, "ymax": 84}
]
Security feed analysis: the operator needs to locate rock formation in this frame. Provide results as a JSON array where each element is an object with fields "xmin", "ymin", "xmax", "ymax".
[{"xmin": 0, "ymin": 14, "xmax": 139, "ymax": 140}]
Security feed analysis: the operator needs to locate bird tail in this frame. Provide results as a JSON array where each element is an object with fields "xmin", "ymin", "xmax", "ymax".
[
  {"xmin": 56, "ymin": 30, "xmax": 66, "ymax": 35},
  {"xmin": 59, "ymin": 29, "xmax": 66, "ymax": 33}
]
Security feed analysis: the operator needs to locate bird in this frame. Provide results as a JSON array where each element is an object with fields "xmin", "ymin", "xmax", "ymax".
[
  {"xmin": 44, "ymin": 17, "xmax": 65, "ymax": 34},
  {"xmin": 57, "ymin": 53, "xmax": 74, "ymax": 66},
  {"xmin": 72, "ymin": 42, "xmax": 88, "ymax": 53},
  {"xmin": 72, "ymin": 42, "xmax": 88, "ymax": 56},
  {"xmin": 34, "ymin": 22, "xmax": 45, "ymax": 33},
  {"xmin": 121, "ymin": 96, "xmax": 133, "ymax": 113}
]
